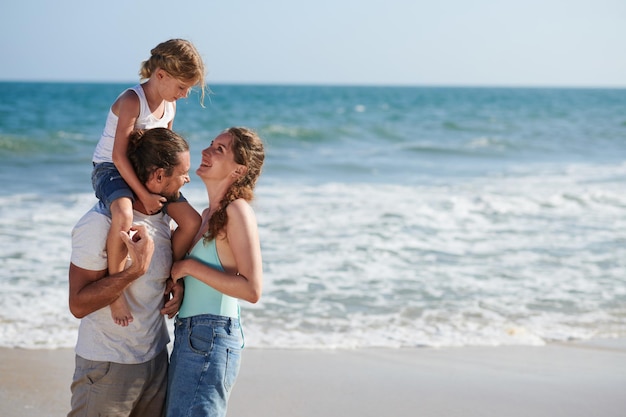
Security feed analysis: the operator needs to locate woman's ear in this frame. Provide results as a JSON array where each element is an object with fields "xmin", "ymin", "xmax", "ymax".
[{"xmin": 232, "ymin": 165, "xmax": 248, "ymax": 179}]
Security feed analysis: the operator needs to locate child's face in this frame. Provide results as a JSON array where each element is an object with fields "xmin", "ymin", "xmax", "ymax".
[{"xmin": 159, "ymin": 70, "xmax": 196, "ymax": 102}]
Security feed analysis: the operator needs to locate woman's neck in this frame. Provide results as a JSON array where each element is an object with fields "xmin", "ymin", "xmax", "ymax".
[{"xmin": 204, "ymin": 179, "xmax": 232, "ymax": 214}]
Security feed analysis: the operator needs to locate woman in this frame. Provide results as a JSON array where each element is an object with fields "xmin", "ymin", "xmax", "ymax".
[{"xmin": 165, "ymin": 127, "xmax": 265, "ymax": 417}]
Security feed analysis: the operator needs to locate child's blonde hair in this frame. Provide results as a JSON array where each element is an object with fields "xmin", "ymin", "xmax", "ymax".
[{"xmin": 139, "ymin": 38, "xmax": 207, "ymax": 105}]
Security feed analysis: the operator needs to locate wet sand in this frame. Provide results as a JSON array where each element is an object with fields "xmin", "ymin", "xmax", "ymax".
[{"xmin": 1, "ymin": 339, "xmax": 625, "ymax": 417}]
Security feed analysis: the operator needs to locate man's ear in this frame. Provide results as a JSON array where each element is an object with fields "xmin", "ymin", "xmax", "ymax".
[{"xmin": 151, "ymin": 167, "xmax": 165, "ymax": 183}]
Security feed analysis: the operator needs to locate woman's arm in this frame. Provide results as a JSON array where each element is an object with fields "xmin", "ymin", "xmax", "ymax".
[{"xmin": 170, "ymin": 200, "xmax": 263, "ymax": 303}]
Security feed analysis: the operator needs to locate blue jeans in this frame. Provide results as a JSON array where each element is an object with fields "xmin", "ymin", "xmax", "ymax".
[{"xmin": 166, "ymin": 314, "xmax": 242, "ymax": 417}]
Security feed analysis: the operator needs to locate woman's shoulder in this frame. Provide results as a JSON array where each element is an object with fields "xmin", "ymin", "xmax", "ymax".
[
  {"xmin": 227, "ymin": 198, "xmax": 252, "ymax": 211},
  {"xmin": 226, "ymin": 199, "xmax": 256, "ymax": 222}
]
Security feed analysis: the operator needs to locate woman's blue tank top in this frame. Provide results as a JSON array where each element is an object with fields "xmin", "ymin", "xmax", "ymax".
[{"xmin": 178, "ymin": 237, "xmax": 239, "ymax": 318}]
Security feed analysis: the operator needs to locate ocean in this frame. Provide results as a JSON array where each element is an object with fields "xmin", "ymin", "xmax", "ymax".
[{"xmin": 1, "ymin": 82, "xmax": 625, "ymax": 349}]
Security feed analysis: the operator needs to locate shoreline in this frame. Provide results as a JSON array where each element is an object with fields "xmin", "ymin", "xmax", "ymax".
[{"xmin": 1, "ymin": 339, "xmax": 625, "ymax": 417}]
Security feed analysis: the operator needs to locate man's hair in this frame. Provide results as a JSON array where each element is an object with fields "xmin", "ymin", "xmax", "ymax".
[{"xmin": 127, "ymin": 127, "xmax": 189, "ymax": 183}]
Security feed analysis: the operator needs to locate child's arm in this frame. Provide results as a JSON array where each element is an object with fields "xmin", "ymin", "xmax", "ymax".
[
  {"xmin": 69, "ymin": 226, "xmax": 155, "ymax": 318},
  {"xmin": 167, "ymin": 201, "xmax": 201, "ymax": 261},
  {"xmin": 112, "ymin": 91, "xmax": 165, "ymax": 214}
]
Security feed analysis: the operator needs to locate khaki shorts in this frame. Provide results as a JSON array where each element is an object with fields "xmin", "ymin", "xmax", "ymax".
[{"xmin": 68, "ymin": 349, "xmax": 168, "ymax": 417}]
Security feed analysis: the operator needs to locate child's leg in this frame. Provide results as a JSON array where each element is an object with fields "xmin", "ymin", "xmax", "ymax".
[
  {"xmin": 166, "ymin": 201, "xmax": 201, "ymax": 261},
  {"xmin": 108, "ymin": 197, "xmax": 135, "ymax": 326}
]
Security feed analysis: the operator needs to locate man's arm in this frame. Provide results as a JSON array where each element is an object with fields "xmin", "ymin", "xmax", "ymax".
[{"xmin": 69, "ymin": 226, "xmax": 154, "ymax": 318}]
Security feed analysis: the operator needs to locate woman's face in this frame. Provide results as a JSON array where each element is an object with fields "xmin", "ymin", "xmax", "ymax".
[{"xmin": 196, "ymin": 132, "xmax": 241, "ymax": 180}]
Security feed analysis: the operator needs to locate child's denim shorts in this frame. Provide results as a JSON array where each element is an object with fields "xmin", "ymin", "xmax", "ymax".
[
  {"xmin": 91, "ymin": 162, "xmax": 188, "ymax": 214},
  {"xmin": 91, "ymin": 162, "xmax": 134, "ymax": 211}
]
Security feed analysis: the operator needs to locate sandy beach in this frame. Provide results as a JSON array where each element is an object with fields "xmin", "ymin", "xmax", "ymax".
[{"xmin": 1, "ymin": 339, "xmax": 625, "ymax": 417}]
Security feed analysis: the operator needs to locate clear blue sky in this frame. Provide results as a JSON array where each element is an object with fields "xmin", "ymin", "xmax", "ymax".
[{"xmin": 1, "ymin": 0, "xmax": 625, "ymax": 87}]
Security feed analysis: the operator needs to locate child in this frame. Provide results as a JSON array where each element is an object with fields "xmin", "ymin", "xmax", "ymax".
[{"xmin": 91, "ymin": 39, "xmax": 204, "ymax": 326}]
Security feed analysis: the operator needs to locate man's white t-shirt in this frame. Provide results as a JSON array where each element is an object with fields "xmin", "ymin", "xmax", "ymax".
[{"xmin": 70, "ymin": 203, "xmax": 172, "ymax": 364}]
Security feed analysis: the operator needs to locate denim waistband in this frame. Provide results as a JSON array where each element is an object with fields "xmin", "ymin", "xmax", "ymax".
[{"xmin": 177, "ymin": 314, "xmax": 240, "ymax": 329}]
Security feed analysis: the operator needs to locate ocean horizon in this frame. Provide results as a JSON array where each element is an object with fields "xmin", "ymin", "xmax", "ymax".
[{"xmin": 1, "ymin": 81, "xmax": 625, "ymax": 349}]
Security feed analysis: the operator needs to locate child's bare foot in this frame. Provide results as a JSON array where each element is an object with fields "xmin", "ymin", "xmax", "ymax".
[
  {"xmin": 110, "ymin": 296, "xmax": 133, "ymax": 327},
  {"xmin": 113, "ymin": 312, "xmax": 134, "ymax": 327}
]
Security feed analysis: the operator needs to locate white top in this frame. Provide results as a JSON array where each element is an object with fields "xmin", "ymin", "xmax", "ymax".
[
  {"xmin": 92, "ymin": 84, "xmax": 175, "ymax": 163},
  {"xmin": 70, "ymin": 203, "xmax": 173, "ymax": 364}
]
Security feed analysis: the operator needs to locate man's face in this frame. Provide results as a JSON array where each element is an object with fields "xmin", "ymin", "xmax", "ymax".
[{"xmin": 155, "ymin": 150, "xmax": 191, "ymax": 202}]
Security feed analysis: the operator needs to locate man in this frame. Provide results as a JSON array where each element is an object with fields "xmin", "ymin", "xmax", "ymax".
[{"xmin": 67, "ymin": 127, "xmax": 193, "ymax": 417}]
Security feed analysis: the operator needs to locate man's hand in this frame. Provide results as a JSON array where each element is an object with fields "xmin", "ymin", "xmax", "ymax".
[
  {"xmin": 161, "ymin": 278, "xmax": 184, "ymax": 318},
  {"xmin": 120, "ymin": 225, "xmax": 154, "ymax": 277},
  {"xmin": 69, "ymin": 225, "xmax": 155, "ymax": 319}
]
